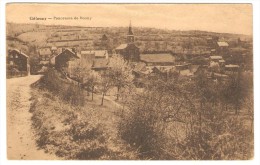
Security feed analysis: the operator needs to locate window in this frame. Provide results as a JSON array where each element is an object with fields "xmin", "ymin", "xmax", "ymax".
[
  {"xmin": 9, "ymin": 61, "xmax": 14, "ymax": 65},
  {"xmin": 10, "ymin": 55, "xmax": 13, "ymax": 58},
  {"xmin": 15, "ymin": 55, "xmax": 18, "ymax": 58}
]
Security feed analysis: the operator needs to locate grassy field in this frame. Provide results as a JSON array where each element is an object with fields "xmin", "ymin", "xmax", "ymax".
[{"xmin": 17, "ymin": 31, "xmax": 49, "ymax": 46}]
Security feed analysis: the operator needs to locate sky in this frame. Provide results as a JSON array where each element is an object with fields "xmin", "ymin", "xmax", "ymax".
[{"xmin": 6, "ymin": 4, "xmax": 252, "ymax": 35}]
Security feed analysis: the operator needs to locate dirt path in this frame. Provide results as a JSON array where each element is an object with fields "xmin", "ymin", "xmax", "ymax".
[{"xmin": 7, "ymin": 75, "xmax": 58, "ymax": 160}]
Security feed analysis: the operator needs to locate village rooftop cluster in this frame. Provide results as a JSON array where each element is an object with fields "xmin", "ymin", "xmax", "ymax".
[{"xmin": 6, "ymin": 21, "xmax": 252, "ymax": 84}]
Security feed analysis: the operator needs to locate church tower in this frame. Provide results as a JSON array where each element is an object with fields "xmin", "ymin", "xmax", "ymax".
[{"xmin": 127, "ymin": 21, "xmax": 135, "ymax": 44}]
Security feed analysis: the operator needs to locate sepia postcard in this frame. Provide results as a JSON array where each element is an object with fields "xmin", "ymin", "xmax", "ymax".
[{"xmin": 5, "ymin": 3, "xmax": 254, "ymax": 161}]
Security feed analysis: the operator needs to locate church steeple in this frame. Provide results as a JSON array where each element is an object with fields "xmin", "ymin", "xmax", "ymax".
[
  {"xmin": 127, "ymin": 20, "xmax": 134, "ymax": 44},
  {"xmin": 128, "ymin": 20, "xmax": 133, "ymax": 35}
]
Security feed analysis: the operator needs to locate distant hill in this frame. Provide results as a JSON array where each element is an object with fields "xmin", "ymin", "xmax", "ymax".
[{"xmin": 6, "ymin": 22, "xmax": 252, "ymax": 57}]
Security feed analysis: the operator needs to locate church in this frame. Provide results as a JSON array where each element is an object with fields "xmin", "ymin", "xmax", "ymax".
[{"xmin": 115, "ymin": 21, "xmax": 140, "ymax": 62}]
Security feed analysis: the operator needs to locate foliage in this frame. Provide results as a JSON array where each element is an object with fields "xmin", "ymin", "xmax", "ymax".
[
  {"xmin": 82, "ymin": 70, "xmax": 101, "ymax": 100},
  {"xmin": 107, "ymin": 54, "xmax": 134, "ymax": 100},
  {"xmin": 33, "ymin": 68, "xmax": 85, "ymax": 106},
  {"xmin": 118, "ymin": 73, "xmax": 253, "ymax": 160}
]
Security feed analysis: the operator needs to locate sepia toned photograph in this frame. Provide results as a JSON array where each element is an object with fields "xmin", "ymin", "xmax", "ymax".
[{"xmin": 5, "ymin": 3, "xmax": 254, "ymax": 160}]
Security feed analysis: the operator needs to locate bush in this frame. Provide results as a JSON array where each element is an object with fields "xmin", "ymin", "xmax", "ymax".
[
  {"xmin": 62, "ymin": 85, "xmax": 85, "ymax": 106},
  {"xmin": 118, "ymin": 76, "xmax": 253, "ymax": 160},
  {"xmin": 33, "ymin": 68, "xmax": 85, "ymax": 106},
  {"xmin": 118, "ymin": 93, "xmax": 167, "ymax": 159}
]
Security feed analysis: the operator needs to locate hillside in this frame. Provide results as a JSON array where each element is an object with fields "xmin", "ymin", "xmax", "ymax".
[{"xmin": 6, "ymin": 22, "xmax": 252, "ymax": 57}]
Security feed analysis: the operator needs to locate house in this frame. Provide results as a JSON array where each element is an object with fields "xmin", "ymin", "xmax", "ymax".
[
  {"xmin": 217, "ymin": 41, "xmax": 229, "ymax": 47},
  {"xmin": 82, "ymin": 50, "xmax": 108, "ymax": 59},
  {"xmin": 140, "ymin": 53, "xmax": 176, "ymax": 66},
  {"xmin": 38, "ymin": 66, "xmax": 48, "ymax": 74},
  {"xmin": 94, "ymin": 50, "xmax": 108, "ymax": 59},
  {"xmin": 92, "ymin": 58, "xmax": 109, "ymax": 71},
  {"xmin": 209, "ymin": 56, "xmax": 225, "ymax": 68},
  {"xmin": 132, "ymin": 62, "xmax": 148, "ymax": 77},
  {"xmin": 80, "ymin": 51, "xmax": 95, "ymax": 69},
  {"xmin": 216, "ymin": 41, "xmax": 229, "ymax": 54},
  {"xmin": 38, "ymin": 47, "xmax": 52, "ymax": 65},
  {"xmin": 209, "ymin": 56, "xmax": 223, "ymax": 62},
  {"xmin": 115, "ymin": 21, "xmax": 140, "ymax": 62},
  {"xmin": 225, "ymin": 64, "xmax": 240, "ymax": 72},
  {"xmin": 55, "ymin": 48, "xmax": 79, "ymax": 71},
  {"xmin": 175, "ymin": 63, "xmax": 202, "ymax": 77},
  {"xmin": 7, "ymin": 49, "xmax": 30, "ymax": 76}
]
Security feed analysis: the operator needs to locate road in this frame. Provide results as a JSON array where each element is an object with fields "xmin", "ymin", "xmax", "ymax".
[{"xmin": 6, "ymin": 75, "xmax": 57, "ymax": 160}]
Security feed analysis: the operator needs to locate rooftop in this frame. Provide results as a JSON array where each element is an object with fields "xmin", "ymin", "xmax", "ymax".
[
  {"xmin": 12, "ymin": 49, "xmax": 29, "ymax": 58},
  {"xmin": 217, "ymin": 41, "xmax": 229, "ymax": 47},
  {"xmin": 56, "ymin": 48, "xmax": 79, "ymax": 59},
  {"xmin": 225, "ymin": 64, "xmax": 239, "ymax": 68},
  {"xmin": 116, "ymin": 44, "xmax": 128, "ymax": 50},
  {"xmin": 210, "ymin": 56, "xmax": 223, "ymax": 60},
  {"xmin": 140, "ymin": 53, "xmax": 175, "ymax": 63}
]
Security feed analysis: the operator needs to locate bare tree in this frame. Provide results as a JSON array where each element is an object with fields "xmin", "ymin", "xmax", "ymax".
[
  {"xmin": 82, "ymin": 70, "xmax": 101, "ymax": 101},
  {"xmin": 99, "ymin": 72, "xmax": 113, "ymax": 106}
]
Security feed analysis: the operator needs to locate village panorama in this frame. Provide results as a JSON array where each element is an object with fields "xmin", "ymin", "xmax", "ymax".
[{"xmin": 6, "ymin": 19, "xmax": 253, "ymax": 160}]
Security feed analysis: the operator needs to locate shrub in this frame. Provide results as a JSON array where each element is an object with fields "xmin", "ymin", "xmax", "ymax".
[
  {"xmin": 33, "ymin": 68, "xmax": 85, "ymax": 106},
  {"xmin": 118, "ymin": 93, "xmax": 166, "ymax": 159},
  {"xmin": 62, "ymin": 84, "xmax": 85, "ymax": 106}
]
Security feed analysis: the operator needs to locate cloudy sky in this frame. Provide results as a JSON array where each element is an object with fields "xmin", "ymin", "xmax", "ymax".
[{"xmin": 6, "ymin": 4, "xmax": 252, "ymax": 35}]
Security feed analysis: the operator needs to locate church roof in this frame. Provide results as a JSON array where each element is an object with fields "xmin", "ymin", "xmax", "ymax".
[{"xmin": 128, "ymin": 21, "xmax": 134, "ymax": 35}]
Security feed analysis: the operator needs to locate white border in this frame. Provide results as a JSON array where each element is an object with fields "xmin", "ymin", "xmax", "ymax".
[{"xmin": 0, "ymin": 0, "xmax": 259, "ymax": 165}]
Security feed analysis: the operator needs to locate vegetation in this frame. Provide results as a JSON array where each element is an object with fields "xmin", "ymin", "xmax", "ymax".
[
  {"xmin": 33, "ymin": 68, "xmax": 85, "ymax": 106},
  {"xmin": 16, "ymin": 22, "xmax": 253, "ymax": 160},
  {"xmin": 118, "ymin": 71, "xmax": 253, "ymax": 160},
  {"xmin": 30, "ymin": 55, "xmax": 253, "ymax": 160},
  {"xmin": 31, "ymin": 68, "xmax": 138, "ymax": 160}
]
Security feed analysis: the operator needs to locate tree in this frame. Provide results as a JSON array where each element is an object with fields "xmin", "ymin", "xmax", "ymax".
[
  {"xmin": 99, "ymin": 71, "xmax": 113, "ymax": 106},
  {"xmin": 108, "ymin": 54, "xmax": 134, "ymax": 100},
  {"xmin": 82, "ymin": 71, "xmax": 101, "ymax": 101}
]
